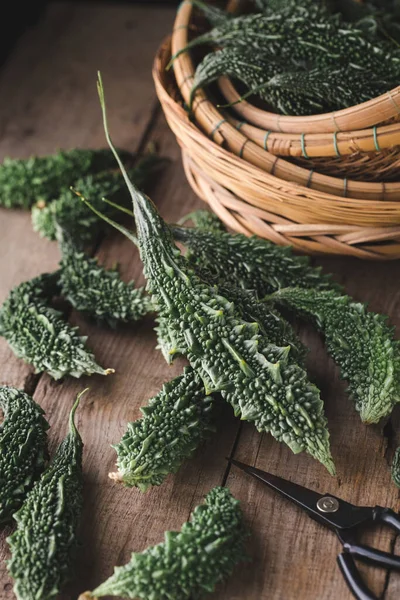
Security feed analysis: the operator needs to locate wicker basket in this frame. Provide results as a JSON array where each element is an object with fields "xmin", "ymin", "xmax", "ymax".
[{"xmin": 153, "ymin": 0, "xmax": 400, "ymax": 258}]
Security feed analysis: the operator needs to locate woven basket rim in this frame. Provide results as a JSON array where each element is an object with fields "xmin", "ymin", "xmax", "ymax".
[
  {"xmin": 221, "ymin": 107, "xmax": 400, "ymax": 159},
  {"xmin": 175, "ymin": 0, "xmax": 400, "ymax": 135},
  {"xmin": 153, "ymin": 36, "xmax": 400, "ymax": 259},
  {"xmin": 168, "ymin": 22, "xmax": 400, "ymax": 200}
]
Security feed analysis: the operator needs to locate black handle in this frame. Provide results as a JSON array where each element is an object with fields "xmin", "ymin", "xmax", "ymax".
[
  {"xmin": 374, "ymin": 507, "xmax": 400, "ymax": 534},
  {"xmin": 343, "ymin": 542, "xmax": 400, "ymax": 571},
  {"xmin": 337, "ymin": 553, "xmax": 378, "ymax": 600}
]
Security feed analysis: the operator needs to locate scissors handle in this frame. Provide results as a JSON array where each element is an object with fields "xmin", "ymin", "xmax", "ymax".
[
  {"xmin": 337, "ymin": 508, "xmax": 400, "ymax": 600},
  {"xmin": 337, "ymin": 553, "xmax": 378, "ymax": 600},
  {"xmin": 343, "ymin": 541, "xmax": 400, "ymax": 571},
  {"xmin": 373, "ymin": 507, "xmax": 400, "ymax": 533}
]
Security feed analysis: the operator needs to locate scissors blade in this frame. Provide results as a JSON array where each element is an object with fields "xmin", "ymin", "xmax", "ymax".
[{"xmin": 229, "ymin": 458, "xmax": 373, "ymax": 530}]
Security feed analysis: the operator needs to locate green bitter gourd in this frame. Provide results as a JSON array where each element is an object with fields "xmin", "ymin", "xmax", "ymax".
[
  {"xmin": 7, "ymin": 390, "xmax": 85, "ymax": 600},
  {"xmin": 32, "ymin": 154, "xmax": 161, "ymax": 244},
  {"xmin": 172, "ymin": 225, "xmax": 341, "ymax": 298},
  {"xmin": 0, "ymin": 148, "xmax": 119, "ymax": 209},
  {"xmin": 83, "ymin": 75, "xmax": 335, "ymax": 474},
  {"xmin": 89, "ymin": 180, "xmax": 307, "ymax": 364},
  {"xmin": 189, "ymin": 47, "xmax": 327, "ymax": 116},
  {"xmin": 155, "ymin": 281, "xmax": 306, "ymax": 366},
  {"xmin": 110, "ymin": 366, "xmax": 215, "ymax": 491},
  {"xmin": 58, "ymin": 229, "xmax": 152, "ymax": 327},
  {"xmin": 155, "ymin": 314, "xmax": 183, "ymax": 364},
  {"xmin": 0, "ymin": 386, "xmax": 49, "ymax": 524},
  {"xmin": 80, "ymin": 486, "xmax": 248, "ymax": 600},
  {"xmin": 171, "ymin": 12, "xmax": 400, "ymax": 77},
  {"xmin": 0, "ymin": 272, "xmax": 113, "ymax": 379},
  {"xmin": 272, "ymin": 287, "xmax": 400, "ymax": 423},
  {"xmin": 268, "ymin": 66, "xmax": 397, "ymax": 112}
]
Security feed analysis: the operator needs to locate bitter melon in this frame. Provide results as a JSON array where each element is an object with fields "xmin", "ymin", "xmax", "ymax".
[
  {"xmin": 79, "ymin": 486, "xmax": 248, "ymax": 600},
  {"xmin": 0, "ymin": 272, "xmax": 113, "ymax": 379},
  {"xmin": 172, "ymin": 225, "xmax": 340, "ymax": 298},
  {"xmin": 190, "ymin": 47, "xmax": 328, "ymax": 116},
  {"xmin": 273, "ymin": 287, "xmax": 400, "ymax": 423},
  {"xmin": 110, "ymin": 366, "xmax": 215, "ymax": 491},
  {"xmin": 0, "ymin": 386, "xmax": 49, "ymax": 524},
  {"xmin": 0, "ymin": 148, "xmax": 119, "ymax": 209},
  {"xmin": 32, "ymin": 154, "xmax": 160, "ymax": 244},
  {"xmin": 155, "ymin": 314, "xmax": 183, "ymax": 364},
  {"xmin": 171, "ymin": 11, "xmax": 400, "ymax": 77},
  {"xmin": 268, "ymin": 67, "xmax": 397, "ymax": 112},
  {"xmin": 7, "ymin": 391, "xmax": 85, "ymax": 600},
  {"xmin": 58, "ymin": 229, "xmax": 152, "ymax": 327},
  {"xmin": 83, "ymin": 75, "xmax": 335, "ymax": 474}
]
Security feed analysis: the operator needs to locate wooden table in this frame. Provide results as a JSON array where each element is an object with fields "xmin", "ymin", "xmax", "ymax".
[{"xmin": 0, "ymin": 3, "xmax": 400, "ymax": 599}]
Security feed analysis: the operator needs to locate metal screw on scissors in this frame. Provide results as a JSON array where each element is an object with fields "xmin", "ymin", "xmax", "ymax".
[{"xmin": 228, "ymin": 458, "xmax": 400, "ymax": 600}]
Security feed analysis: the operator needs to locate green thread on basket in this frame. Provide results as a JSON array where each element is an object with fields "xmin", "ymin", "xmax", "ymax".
[
  {"xmin": 239, "ymin": 139, "xmax": 249, "ymax": 159},
  {"xmin": 387, "ymin": 89, "xmax": 400, "ymax": 113},
  {"xmin": 300, "ymin": 133, "xmax": 309, "ymax": 159},
  {"xmin": 333, "ymin": 131, "xmax": 340, "ymax": 157},
  {"xmin": 173, "ymin": 24, "xmax": 190, "ymax": 32},
  {"xmin": 264, "ymin": 131, "xmax": 271, "ymax": 150},
  {"xmin": 373, "ymin": 126, "xmax": 380, "ymax": 152},
  {"xmin": 331, "ymin": 112, "xmax": 340, "ymax": 133},
  {"xmin": 306, "ymin": 169, "xmax": 314, "ymax": 188},
  {"xmin": 211, "ymin": 119, "xmax": 226, "ymax": 138},
  {"xmin": 235, "ymin": 121, "xmax": 245, "ymax": 131},
  {"xmin": 343, "ymin": 178, "xmax": 348, "ymax": 197}
]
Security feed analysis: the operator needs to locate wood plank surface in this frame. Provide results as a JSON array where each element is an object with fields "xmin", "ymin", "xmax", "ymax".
[{"xmin": 0, "ymin": 3, "xmax": 400, "ymax": 600}]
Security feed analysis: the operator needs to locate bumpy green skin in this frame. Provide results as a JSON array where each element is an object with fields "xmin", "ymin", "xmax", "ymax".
[
  {"xmin": 0, "ymin": 272, "xmax": 112, "ymax": 380},
  {"xmin": 0, "ymin": 148, "xmax": 118, "ymax": 209},
  {"xmin": 31, "ymin": 171, "xmax": 124, "ymax": 243},
  {"xmin": 172, "ymin": 226, "xmax": 341, "ymax": 298},
  {"xmin": 218, "ymin": 283, "xmax": 307, "ymax": 364},
  {"xmin": 7, "ymin": 395, "xmax": 84, "ymax": 600},
  {"xmin": 155, "ymin": 284, "xmax": 306, "ymax": 366},
  {"xmin": 273, "ymin": 288, "xmax": 400, "ymax": 423},
  {"xmin": 87, "ymin": 487, "xmax": 248, "ymax": 600},
  {"xmin": 155, "ymin": 315, "xmax": 183, "ymax": 364},
  {"xmin": 90, "ymin": 79, "xmax": 335, "ymax": 471},
  {"xmin": 32, "ymin": 155, "xmax": 160, "ymax": 244},
  {"xmin": 190, "ymin": 47, "xmax": 328, "ymax": 116},
  {"xmin": 189, "ymin": 3, "xmax": 399, "ymax": 114},
  {"xmin": 0, "ymin": 386, "xmax": 49, "ymax": 524},
  {"xmin": 59, "ymin": 234, "xmax": 152, "ymax": 327},
  {"xmin": 178, "ymin": 209, "xmax": 227, "ymax": 234},
  {"xmin": 268, "ymin": 67, "xmax": 398, "ymax": 113},
  {"xmin": 155, "ymin": 278, "xmax": 306, "ymax": 366},
  {"xmin": 168, "ymin": 215, "xmax": 306, "ymax": 363},
  {"xmin": 175, "ymin": 12, "xmax": 400, "ymax": 77},
  {"xmin": 94, "ymin": 153, "xmax": 334, "ymax": 471},
  {"xmin": 111, "ymin": 367, "xmax": 215, "ymax": 491},
  {"xmin": 391, "ymin": 447, "xmax": 400, "ymax": 488}
]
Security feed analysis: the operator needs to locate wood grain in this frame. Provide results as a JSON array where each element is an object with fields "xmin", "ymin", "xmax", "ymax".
[{"xmin": 0, "ymin": 3, "xmax": 400, "ymax": 600}]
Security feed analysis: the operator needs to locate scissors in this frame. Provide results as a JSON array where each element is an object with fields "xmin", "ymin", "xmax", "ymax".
[{"xmin": 228, "ymin": 458, "xmax": 400, "ymax": 600}]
